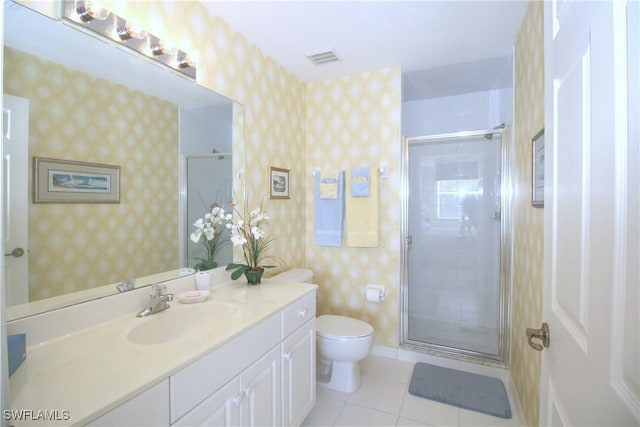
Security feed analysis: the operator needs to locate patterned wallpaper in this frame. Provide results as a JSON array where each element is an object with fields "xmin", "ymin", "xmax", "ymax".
[
  {"xmin": 512, "ymin": 1, "xmax": 545, "ymax": 425},
  {"xmin": 304, "ymin": 68, "xmax": 402, "ymax": 347},
  {"xmin": 4, "ymin": 47, "xmax": 179, "ymax": 301},
  {"xmin": 105, "ymin": 1, "xmax": 308, "ymax": 274}
]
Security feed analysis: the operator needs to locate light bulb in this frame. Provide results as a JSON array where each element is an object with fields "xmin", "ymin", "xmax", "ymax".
[
  {"xmin": 76, "ymin": 0, "xmax": 109, "ymax": 22},
  {"xmin": 117, "ymin": 21, "xmax": 147, "ymax": 41},
  {"xmin": 150, "ymin": 40, "xmax": 177, "ymax": 57}
]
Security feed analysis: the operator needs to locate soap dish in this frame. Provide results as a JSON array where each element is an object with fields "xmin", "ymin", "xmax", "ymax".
[{"xmin": 177, "ymin": 290, "xmax": 210, "ymax": 304}]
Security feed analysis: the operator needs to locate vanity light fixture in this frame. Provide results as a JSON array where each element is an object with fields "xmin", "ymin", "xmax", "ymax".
[{"xmin": 62, "ymin": 0, "xmax": 196, "ymax": 79}]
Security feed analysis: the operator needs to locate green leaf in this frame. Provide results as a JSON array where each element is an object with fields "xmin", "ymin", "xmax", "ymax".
[
  {"xmin": 230, "ymin": 265, "xmax": 249, "ymax": 280},
  {"xmin": 226, "ymin": 263, "xmax": 247, "ymax": 271},
  {"xmin": 194, "ymin": 259, "xmax": 218, "ymax": 271}
]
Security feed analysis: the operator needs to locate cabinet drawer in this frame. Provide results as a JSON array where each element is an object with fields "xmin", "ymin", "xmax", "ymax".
[
  {"xmin": 170, "ymin": 312, "xmax": 280, "ymax": 423},
  {"xmin": 87, "ymin": 379, "xmax": 170, "ymax": 426},
  {"xmin": 282, "ymin": 291, "xmax": 316, "ymax": 338}
]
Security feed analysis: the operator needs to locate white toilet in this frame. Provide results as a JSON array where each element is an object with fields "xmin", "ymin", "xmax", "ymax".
[{"xmin": 270, "ymin": 268, "xmax": 375, "ymax": 393}]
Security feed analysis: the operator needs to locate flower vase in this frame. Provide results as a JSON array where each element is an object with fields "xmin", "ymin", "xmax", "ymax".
[{"xmin": 244, "ymin": 268, "xmax": 264, "ymax": 285}]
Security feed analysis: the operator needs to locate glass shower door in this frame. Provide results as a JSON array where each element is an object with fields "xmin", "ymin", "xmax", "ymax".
[{"xmin": 405, "ymin": 132, "xmax": 503, "ymax": 357}]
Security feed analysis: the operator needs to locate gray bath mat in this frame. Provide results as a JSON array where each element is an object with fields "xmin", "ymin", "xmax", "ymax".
[{"xmin": 408, "ymin": 362, "xmax": 511, "ymax": 419}]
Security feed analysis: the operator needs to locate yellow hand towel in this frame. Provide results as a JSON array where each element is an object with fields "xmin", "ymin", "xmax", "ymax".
[
  {"xmin": 320, "ymin": 169, "xmax": 339, "ymax": 199},
  {"xmin": 346, "ymin": 167, "xmax": 379, "ymax": 247}
]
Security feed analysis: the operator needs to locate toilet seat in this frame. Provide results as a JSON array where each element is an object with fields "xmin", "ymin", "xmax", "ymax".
[{"xmin": 316, "ymin": 315, "xmax": 374, "ymax": 340}]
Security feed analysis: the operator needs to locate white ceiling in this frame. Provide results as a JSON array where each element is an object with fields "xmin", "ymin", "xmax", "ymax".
[{"xmin": 202, "ymin": 1, "xmax": 528, "ymax": 100}]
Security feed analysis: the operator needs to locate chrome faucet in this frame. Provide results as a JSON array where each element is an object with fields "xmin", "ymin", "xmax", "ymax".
[
  {"xmin": 136, "ymin": 283, "xmax": 174, "ymax": 317},
  {"xmin": 116, "ymin": 279, "xmax": 135, "ymax": 293}
]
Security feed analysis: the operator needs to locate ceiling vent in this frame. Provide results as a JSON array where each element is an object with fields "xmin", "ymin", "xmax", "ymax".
[{"xmin": 305, "ymin": 49, "xmax": 340, "ymax": 66}]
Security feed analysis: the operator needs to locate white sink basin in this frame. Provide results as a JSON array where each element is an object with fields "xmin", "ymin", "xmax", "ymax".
[{"xmin": 127, "ymin": 302, "xmax": 235, "ymax": 345}]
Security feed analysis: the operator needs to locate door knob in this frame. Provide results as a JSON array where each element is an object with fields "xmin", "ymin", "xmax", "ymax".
[
  {"xmin": 4, "ymin": 247, "xmax": 24, "ymax": 257},
  {"xmin": 526, "ymin": 322, "xmax": 550, "ymax": 351}
]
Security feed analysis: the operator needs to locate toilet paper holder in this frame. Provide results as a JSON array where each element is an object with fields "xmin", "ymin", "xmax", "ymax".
[{"xmin": 366, "ymin": 284, "xmax": 386, "ymax": 302}]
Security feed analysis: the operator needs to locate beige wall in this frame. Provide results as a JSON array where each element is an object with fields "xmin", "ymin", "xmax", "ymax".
[
  {"xmin": 304, "ymin": 68, "xmax": 402, "ymax": 347},
  {"xmin": 4, "ymin": 47, "xmax": 179, "ymax": 300},
  {"xmin": 512, "ymin": 1, "xmax": 545, "ymax": 425}
]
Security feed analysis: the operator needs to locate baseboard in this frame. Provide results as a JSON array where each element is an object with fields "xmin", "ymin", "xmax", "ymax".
[{"xmin": 371, "ymin": 345, "xmax": 397, "ymax": 359}]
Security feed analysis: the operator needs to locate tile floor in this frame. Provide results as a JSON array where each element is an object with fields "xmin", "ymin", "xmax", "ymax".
[{"xmin": 302, "ymin": 355, "xmax": 523, "ymax": 427}]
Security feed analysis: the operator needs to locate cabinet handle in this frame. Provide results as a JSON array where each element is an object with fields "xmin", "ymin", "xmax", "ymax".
[
  {"xmin": 231, "ymin": 395, "xmax": 243, "ymax": 407},
  {"xmin": 298, "ymin": 308, "xmax": 307, "ymax": 318},
  {"xmin": 243, "ymin": 387, "xmax": 254, "ymax": 398},
  {"xmin": 283, "ymin": 352, "xmax": 292, "ymax": 361}
]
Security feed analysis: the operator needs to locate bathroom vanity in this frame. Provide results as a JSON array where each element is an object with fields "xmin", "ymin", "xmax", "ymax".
[{"xmin": 7, "ymin": 274, "xmax": 317, "ymax": 426}]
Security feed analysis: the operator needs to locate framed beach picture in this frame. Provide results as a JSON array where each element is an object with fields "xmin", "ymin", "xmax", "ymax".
[
  {"xmin": 34, "ymin": 157, "xmax": 120, "ymax": 203},
  {"xmin": 270, "ymin": 166, "xmax": 290, "ymax": 199},
  {"xmin": 531, "ymin": 128, "xmax": 545, "ymax": 207}
]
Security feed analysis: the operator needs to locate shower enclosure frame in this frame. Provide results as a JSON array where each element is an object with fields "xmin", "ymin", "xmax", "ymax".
[{"xmin": 400, "ymin": 128, "xmax": 513, "ymax": 367}]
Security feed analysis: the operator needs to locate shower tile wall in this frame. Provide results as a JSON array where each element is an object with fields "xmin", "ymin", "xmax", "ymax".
[{"xmin": 402, "ymin": 88, "xmax": 513, "ymax": 136}]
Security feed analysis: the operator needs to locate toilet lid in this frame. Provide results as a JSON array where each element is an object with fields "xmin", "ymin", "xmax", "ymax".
[{"xmin": 316, "ymin": 315, "xmax": 374, "ymax": 339}]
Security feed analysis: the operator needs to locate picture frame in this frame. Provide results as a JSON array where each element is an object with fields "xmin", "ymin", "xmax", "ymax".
[
  {"xmin": 531, "ymin": 128, "xmax": 545, "ymax": 207},
  {"xmin": 34, "ymin": 157, "xmax": 120, "ymax": 203},
  {"xmin": 269, "ymin": 166, "xmax": 290, "ymax": 199}
]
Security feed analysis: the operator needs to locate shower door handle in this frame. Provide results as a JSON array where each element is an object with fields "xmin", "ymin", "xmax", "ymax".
[
  {"xmin": 526, "ymin": 322, "xmax": 550, "ymax": 351},
  {"xmin": 406, "ymin": 235, "xmax": 413, "ymax": 247}
]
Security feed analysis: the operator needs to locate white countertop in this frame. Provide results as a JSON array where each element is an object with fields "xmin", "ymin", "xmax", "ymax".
[{"xmin": 8, "ymin": 280, "xmax": 316, "ymax": 426}]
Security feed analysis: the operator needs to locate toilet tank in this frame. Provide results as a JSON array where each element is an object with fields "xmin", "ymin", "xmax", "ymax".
[{"xmin": 271, "ymin": 268, "xmax": 314, "ymax": 283}]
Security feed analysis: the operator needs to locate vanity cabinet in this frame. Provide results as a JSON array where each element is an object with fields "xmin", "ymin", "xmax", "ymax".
[
  {"xmin": 11, "ymin": 278, "xmax": 317, "ymax": 427},
  {"xmin": 170, "ymin": 290, "xmax": 316, "ymax": 427},
  {"xmin": 173, "ymin": 345, "xmax": 281, "ymax": 427}
]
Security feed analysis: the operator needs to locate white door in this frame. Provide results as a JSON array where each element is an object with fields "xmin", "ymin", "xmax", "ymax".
[
  {"xmin": 540, "ymin": 1, "xmax": 639, "ymax": 425},
  {"xmin": 2, "ymin": 94, "xmax": 29, "ymax": 306}
]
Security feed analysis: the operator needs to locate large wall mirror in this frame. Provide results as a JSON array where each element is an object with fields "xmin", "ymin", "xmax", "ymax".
[{"xmin": 3, "ymin": 1, "xmax": 245, "ymax": 320}]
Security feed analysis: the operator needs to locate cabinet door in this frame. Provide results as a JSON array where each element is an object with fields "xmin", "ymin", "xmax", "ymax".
[
  {"xmin": 282, "ymin": 319, "xmax": 315, "ymax": 427},
  {"xmin": 172, "ymin": 379, "xmax": 241, "ymax": 427},
  {"xmin": 239, "ymin": 345, "xmax": 281, "ymax": 427}
]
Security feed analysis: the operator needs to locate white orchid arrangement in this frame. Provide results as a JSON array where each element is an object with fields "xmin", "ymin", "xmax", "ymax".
[
  {"xmin": 190, "ymin": 203, "xmax": 230, "ymax": 271},
  {"xmin": 225, "ymin": 198, "xmax": 277, "ymax": 280}
]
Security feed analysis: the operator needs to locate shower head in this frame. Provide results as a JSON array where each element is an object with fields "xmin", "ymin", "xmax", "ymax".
[{"xmin": 484, "ymin": 123, "xmax": 506, "ymax": 140}]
